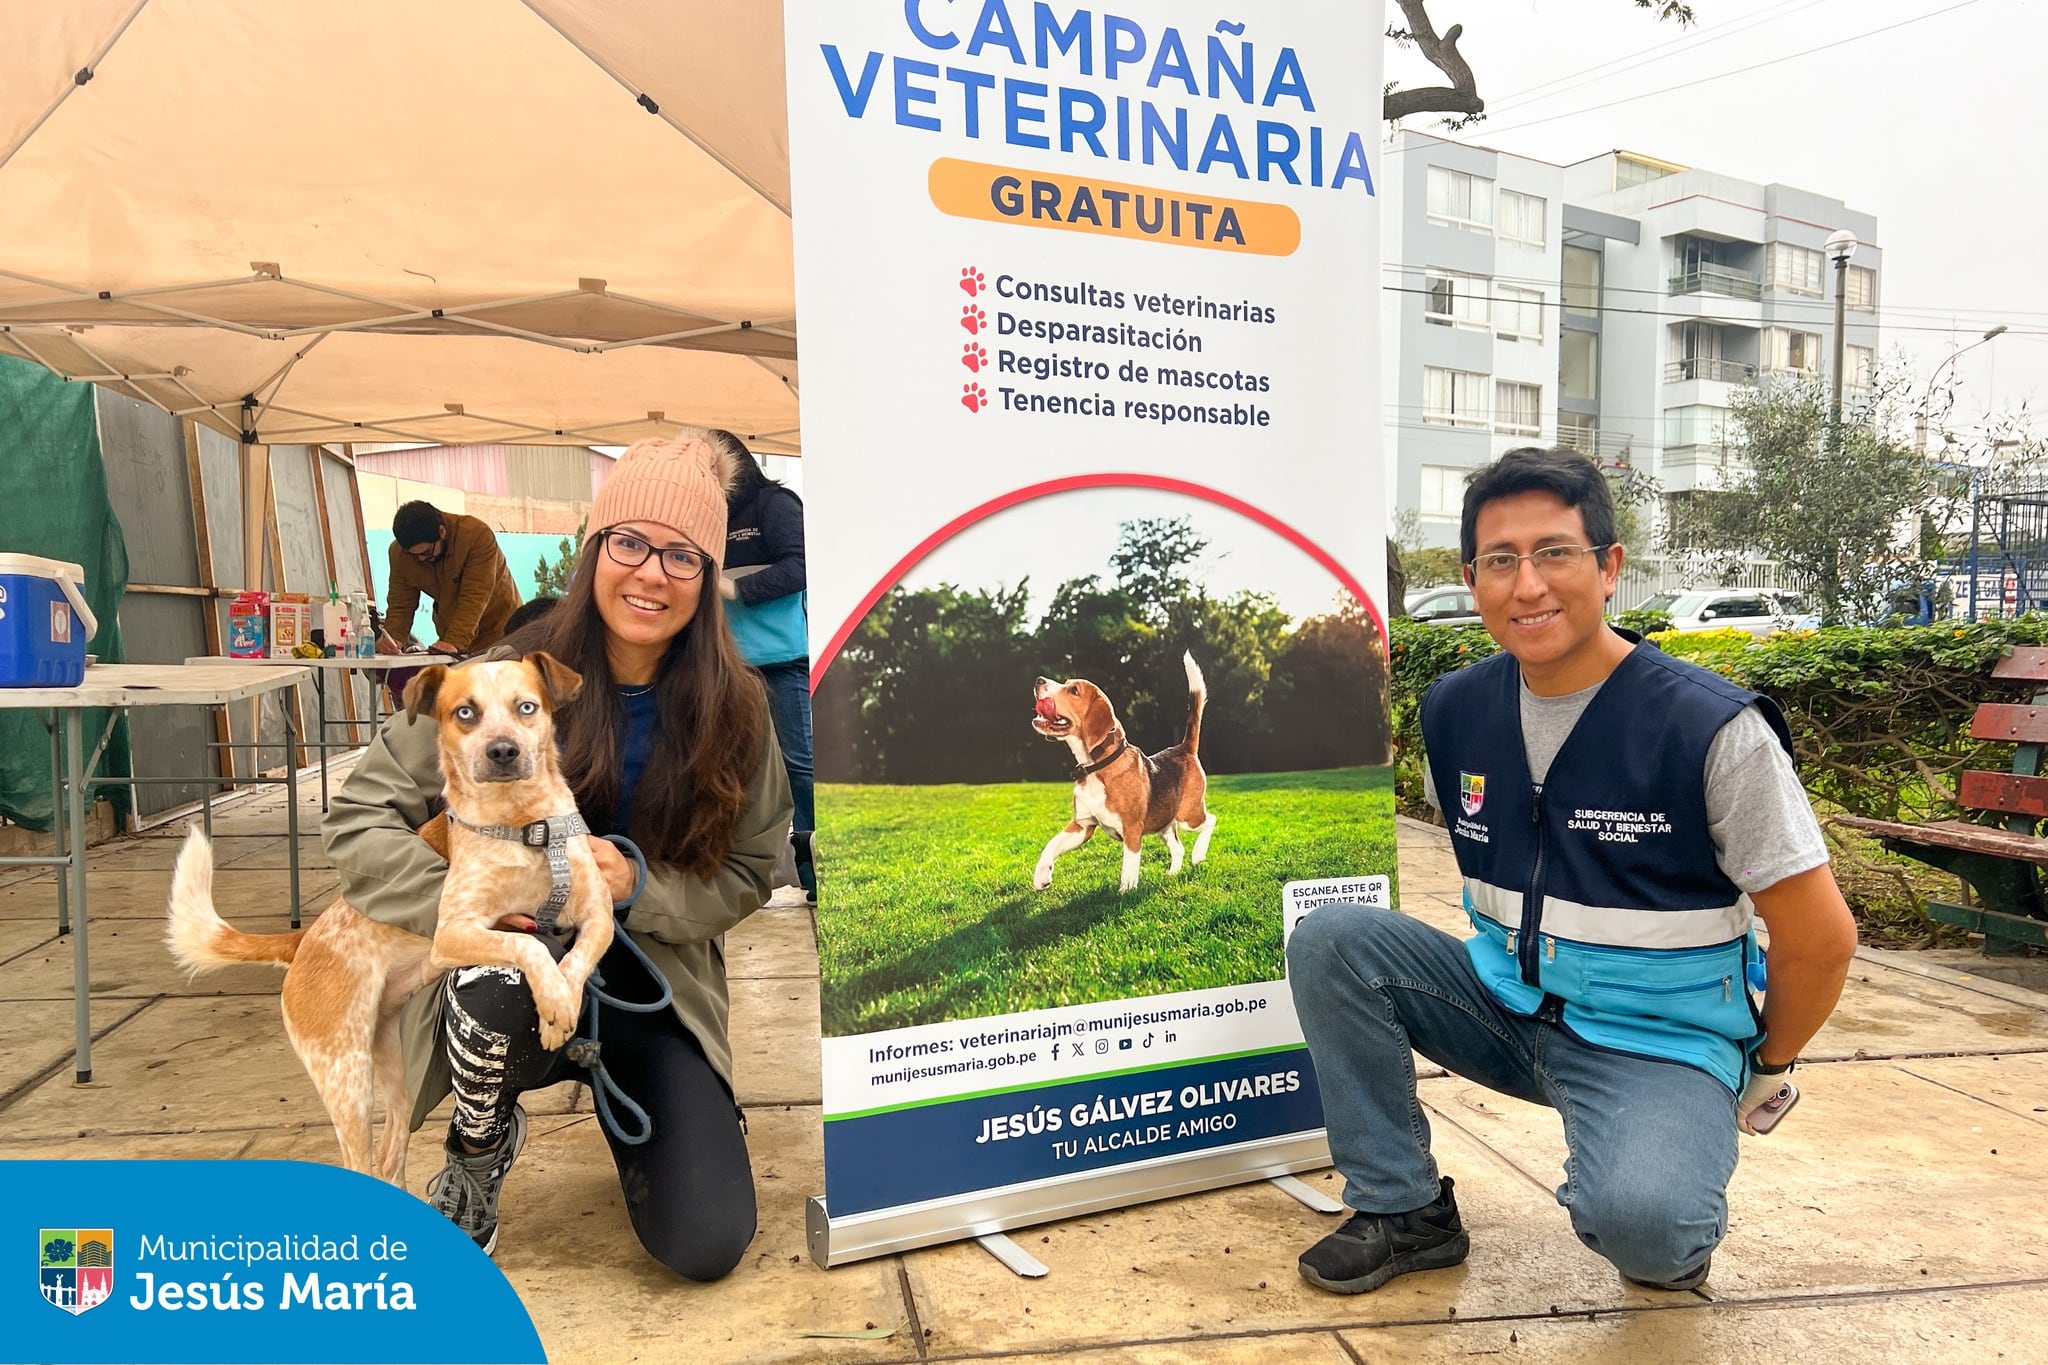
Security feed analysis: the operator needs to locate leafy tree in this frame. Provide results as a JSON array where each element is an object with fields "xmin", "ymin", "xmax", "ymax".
[
  {"xmin": 1671, "ymin": 374, "xmax": 1930, "ymax": 625},
  {"xmin": 1391, "ymin": 506, "xmax": 1463, "ymax": 594},
  {"xmin": 814, "ymin": 518, "xmax": 1392, "ymax": 784},
  {"xmin": 1110, "ymin": 516, "xmax": 1208, "ymax": 618},
  {"xmin": 1387, "ymin": 1, "xmax": 1695, "ymax": 127},
  {"xmin": 532, "ymin": 518, "xmax": 587, "ymax": 598}
]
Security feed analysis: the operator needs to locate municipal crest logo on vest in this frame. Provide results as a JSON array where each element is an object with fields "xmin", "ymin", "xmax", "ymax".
[
  {"xmin": 1460, "ymin": 772, "xmax": 1485, "ymax": 816},
  {"xmin": 39, "ymin": 1227, "xmax": 114, "ymax": 1316}
]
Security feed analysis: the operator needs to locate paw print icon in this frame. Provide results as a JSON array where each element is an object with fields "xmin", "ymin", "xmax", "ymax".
[
  {"xmin": 959, "ymin": 266, "xmax": 986, "ymax": 297},
  {"xmin": 961, "ymin": 342, "xmax": 987, "ymax": 373},
  {"xmin": 960, "ymin": 305, "xmax": 987, "ymax": 335},
  {"xmin": 961, "ymin": 383, "xmax": 988, "ymax": 413}
]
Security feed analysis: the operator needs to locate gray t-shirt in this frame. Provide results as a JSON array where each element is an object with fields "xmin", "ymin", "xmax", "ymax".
[{"xmin": 1423, "ymin": 677, "xmax": 1828, "ymax": 894}]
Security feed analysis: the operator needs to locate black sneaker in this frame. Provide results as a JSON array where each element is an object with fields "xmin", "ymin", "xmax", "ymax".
[
  {"xmin": 1298, "ymin": 1176, "xmax": 1469, "ymax": 1294},
  {"xmin": 1625, "ymin": 1254, "xmax": 1711, "ymax": 1292},
  {"xmin": 425, "ymin": 1104, "xmax": 527, "ymax": 1256}
]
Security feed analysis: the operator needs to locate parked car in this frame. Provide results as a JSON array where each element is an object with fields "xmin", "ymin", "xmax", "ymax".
[
  {"xmin": 1405, "ymin": 584, "xmax": 1480, "ymax": 624},
  {"xmin": 1634, "ymin": 588, "xmax": 1814, "ymax": 636}
]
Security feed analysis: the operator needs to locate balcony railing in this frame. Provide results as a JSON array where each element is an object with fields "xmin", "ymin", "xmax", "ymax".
[
  {"xmin": 1557, "ymin": 420, "xmax": 1634, "ymax": 468},
  {"xmin": 1664, "ymin": 357, "xmax": 1757, "ymax": 383},
  {"xmin": 1667, "ymin": 265, "xmax": 1762, "ymax": 301}
]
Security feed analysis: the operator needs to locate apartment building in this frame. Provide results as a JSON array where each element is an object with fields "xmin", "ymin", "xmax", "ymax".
[{"xmin": 1383, "ymin": 130, "xmax": 1882, "ymax": 548}]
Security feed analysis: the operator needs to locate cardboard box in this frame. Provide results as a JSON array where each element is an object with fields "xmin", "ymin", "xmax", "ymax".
[{"xmin": 269, "ymin": 595, "xmax": 313, "ymax": 658}]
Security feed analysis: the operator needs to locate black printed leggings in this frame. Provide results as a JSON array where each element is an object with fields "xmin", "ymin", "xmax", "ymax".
[{"xmin": 440, "ymin": 933, "xmax": 757, "ymax": 1281}]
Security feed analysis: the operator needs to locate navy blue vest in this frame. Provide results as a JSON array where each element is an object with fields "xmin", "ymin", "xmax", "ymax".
[{"xmin": 1422, "ymin": 639, "xmax": 1791, "ymax": 1090}]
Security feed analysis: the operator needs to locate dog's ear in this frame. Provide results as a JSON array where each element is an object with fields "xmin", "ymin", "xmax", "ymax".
[
  {"xmin": 402, "ymin": 665, "xmax": 449, "ymax": 723},
  {"xmin": 526, "ymin": 651, "xmax": 584, "ymax": 710}
]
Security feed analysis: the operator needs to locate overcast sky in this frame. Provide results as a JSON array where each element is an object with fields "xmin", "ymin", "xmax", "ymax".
[{"xmin": 1387, "ymin": 0, "xmax": 2038, "ymax": 441}]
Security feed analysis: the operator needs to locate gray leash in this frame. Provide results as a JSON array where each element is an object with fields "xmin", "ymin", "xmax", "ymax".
[{"xmin": 560, "ymin": 835, "xmax": 672, "ymax": 1146}]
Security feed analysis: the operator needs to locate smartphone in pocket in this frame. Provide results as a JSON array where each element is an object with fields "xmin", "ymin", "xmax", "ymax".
[{"xmin": 1745, "ymin": 1079, "xmax": 1799, "ymax": 1134}]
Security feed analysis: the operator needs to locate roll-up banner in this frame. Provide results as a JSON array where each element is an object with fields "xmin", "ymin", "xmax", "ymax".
[{"xmin": 785, "ymin": 0, "xmax": 1390, "ymax": 1267}]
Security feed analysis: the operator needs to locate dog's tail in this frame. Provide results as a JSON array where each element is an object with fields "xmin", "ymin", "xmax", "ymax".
[
  {"xmin": 1182, "ymin": 651, "xmax": 1208, "ymax": 754},
  {"xmin": 165, "ymin": 827, "xmax": 304, "ymax": 972}
]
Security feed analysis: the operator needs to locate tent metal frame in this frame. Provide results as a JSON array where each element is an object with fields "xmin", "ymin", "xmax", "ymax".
[{"xmin": 0, "ymin": 265, "xmax": 799, "ymax": 450}]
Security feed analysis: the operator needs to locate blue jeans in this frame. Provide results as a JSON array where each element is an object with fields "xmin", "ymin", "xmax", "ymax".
[
  {"xmin": 1287, "ymin": 904, "xmax": 1738, "ymax": 1284},
  {"xmin": 757, "ymin": 659, "xmax": 814, "ymax": 834}
]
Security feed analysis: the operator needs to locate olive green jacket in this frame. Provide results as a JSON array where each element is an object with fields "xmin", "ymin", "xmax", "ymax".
[{"xmin": 321, "ymin": 664, "xmax": 793, "ymax": 1129}]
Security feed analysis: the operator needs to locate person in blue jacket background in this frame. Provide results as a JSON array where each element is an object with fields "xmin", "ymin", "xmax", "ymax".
[
  {"xmin": 712, "ymin": 430, "xmax": 815, "ymax": 903},
  {"xmin": 1288, "ymin": 446, "xmax": 1857, "ymax": 1298}
]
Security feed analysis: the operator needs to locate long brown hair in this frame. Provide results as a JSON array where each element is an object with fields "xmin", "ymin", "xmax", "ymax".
[{"xmin": 505, "ymin": 541, "xmax": 768, "ymax": 880}]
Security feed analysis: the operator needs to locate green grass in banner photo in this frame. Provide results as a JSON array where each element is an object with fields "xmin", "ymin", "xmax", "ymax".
[{"xmin": 818, "ymin": 766, "xmax": 1394, "ymax": 1035}]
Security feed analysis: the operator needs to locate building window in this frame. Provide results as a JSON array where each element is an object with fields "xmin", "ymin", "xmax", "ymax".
[
  {"xmin": 1846, "ymin": 344, "xmax": 1876, "ymax": 389},
  {"xmin": 1496, "ymin": 286, "xmax": 1544, "ymax": 342},
  {"xmin": 1615, "ymin": 155, "xmax": 1677, "ymax": 190},
  {"xmin": 1499, "ymin": 191, "xmax": 1546, "ymax": 247},
  {"xmin": 1419, "ymin": 465, "xmax": 1466, "ymax": 518},
  {"xmin": 1845, "ymin": 265, "xmax": 1877, "ymax": 311},
  {"xmin": 1424, "ymin": 367, "xmax": 1490, "ymax": 428},
  {"xmin": 1427, "ymin": 166, "xmax": 1493, "ymax": 232},
  {"xmin": 1764, "ymin": 327, "xmax": 1824, "ymax": 374},
  {"xmin": 1562, "ymin": 330, "xmax": 1598, "ymax": 403},
  {"xmin": 1768, "ymin": 243, "xmax": 1824, "ymax": 297},
  {"xmin": 1665, "ymin": 405, "xmax": 1728, "ymax": 449},
  {"xmin": 1425, "ymin": 271, "xmax": 1490, "ymax": 329},
  {"xmin": 1495, "ymin": 382, "xmax": 1542, "ymax": 437},
  {"xmin": 1562, "ymin": 245, "xmax": 1601, "ymax": 316}
]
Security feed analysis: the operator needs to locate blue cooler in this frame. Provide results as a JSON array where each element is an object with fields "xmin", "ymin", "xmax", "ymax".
[{"xmin": 0, "ymin": 554, "xmax": 100, "ymax": 687}]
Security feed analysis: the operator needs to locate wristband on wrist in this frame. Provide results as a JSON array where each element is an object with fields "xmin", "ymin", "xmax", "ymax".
[{"xmin": 1750, "ymin": 1055, "xmax": 1795, "ymax": 1076}]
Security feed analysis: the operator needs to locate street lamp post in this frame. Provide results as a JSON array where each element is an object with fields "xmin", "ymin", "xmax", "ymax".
[
  {"xmin": 1825, "ymin": 228, "xmax": 1859, "ymax": 431},
  {"xmin": 1929, "ymin": 326, "xmax": 2009, "ymax": 621}
]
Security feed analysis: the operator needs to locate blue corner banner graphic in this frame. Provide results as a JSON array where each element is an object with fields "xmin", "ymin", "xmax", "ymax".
[{"xmin": 7, "ymin": 1161, "xmax": 545, "ymax": 1364}]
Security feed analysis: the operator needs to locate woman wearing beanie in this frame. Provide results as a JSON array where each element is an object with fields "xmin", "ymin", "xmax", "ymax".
[
  {"xmin": 709, "ymin": 429, "xmax": 816, "ymax": 904},
  {"xmin": 322, "ymin": 434, "xmax": 793, "ymax": 1279}
]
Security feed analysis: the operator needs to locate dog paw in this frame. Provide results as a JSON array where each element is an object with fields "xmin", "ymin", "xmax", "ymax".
[
  {"xmin": 1119, "ymin": 875, "xmax": 1139, "ymax": 894},
  {"xmin": 537, "ymin": 1010, "xmax": 576, "ymax": 1053},
  {"xmin": 534, "ymin": 988, "xmax": 580, "ymax": 1051}
]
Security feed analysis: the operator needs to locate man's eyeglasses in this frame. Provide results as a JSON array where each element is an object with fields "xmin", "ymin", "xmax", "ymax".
[
  {"xmin": 599, "ymin": 528, "xmax": 710, "ymax": 582},
  {"xmin": 402, "ymin": 539, "xmax": 441, "ymax": 562},
  {"xmin": 1468, "ymin": 544, "xmax": 1610, "ymax": 581}
]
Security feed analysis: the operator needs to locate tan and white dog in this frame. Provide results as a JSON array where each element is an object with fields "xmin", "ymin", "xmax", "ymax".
[
  {"xmin": 1031, "ymin": 651, "xmax": 1217, "ymax": 894},
  {"xmin": 164, "ymin": 654, "xmax": 614, "ymax": 1185}
]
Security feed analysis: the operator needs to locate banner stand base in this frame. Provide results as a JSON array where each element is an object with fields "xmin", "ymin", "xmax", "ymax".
[
  {"xmin": 975, "ymin": 1233, "xmax": 1051, "ymax": 1278},
  {"xmin": 808, "ymin": 1132, "xmax": 1332, "ymax": 1267},
  {"xmin": 1269, "ymin": 1174, "xmax": 1346, "ymax": 1214}
]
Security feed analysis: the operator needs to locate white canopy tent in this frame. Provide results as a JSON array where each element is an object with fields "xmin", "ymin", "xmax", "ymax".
[{"xmin": 0, "ymin": 0, "xmax": 800, "ymax": 455}]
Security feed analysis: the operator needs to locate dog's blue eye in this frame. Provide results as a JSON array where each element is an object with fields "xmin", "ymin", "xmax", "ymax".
[
  {"xmin": 518, "ymin": 701, "xmax": 538, "ymax": 716},
  {"xmin": 455, "ymin": 705, "xmax": 475, "ymax": 722}
]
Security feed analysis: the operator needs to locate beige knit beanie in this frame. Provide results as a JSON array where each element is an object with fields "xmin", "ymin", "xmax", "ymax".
[{"xmin": 587, "ymin": 436, "xmax": 737, "ymax": 559}]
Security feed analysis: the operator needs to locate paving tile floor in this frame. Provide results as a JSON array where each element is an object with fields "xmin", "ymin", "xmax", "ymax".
[{"xmin": 3, "ymin": 772, "xmax": 2046, "ymax": 1364}]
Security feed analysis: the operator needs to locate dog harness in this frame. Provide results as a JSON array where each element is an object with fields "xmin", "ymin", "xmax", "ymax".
[
  {"xmin": 1072, "ymin": 728, "xmax": 1132, "ymax": 782},
  {"xmin": 444, "ymin": 809, "xmax": 590, "ymax": 932}
]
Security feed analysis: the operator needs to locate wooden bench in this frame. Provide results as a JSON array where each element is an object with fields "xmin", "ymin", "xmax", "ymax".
[{"xmin": 1836, "ymin": 645, "xmax": 2048, "ymax": 956}]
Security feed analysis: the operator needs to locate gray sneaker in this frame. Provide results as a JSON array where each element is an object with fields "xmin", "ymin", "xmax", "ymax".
[{"xmin": 425, "ymin": 1104, "xmax": 527, "ymax": 1256}]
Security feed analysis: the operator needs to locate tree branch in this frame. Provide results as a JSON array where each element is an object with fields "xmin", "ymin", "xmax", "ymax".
[{"xmin": 1383, "ymin": 0, "xmax": 1482, "ymax": 123}]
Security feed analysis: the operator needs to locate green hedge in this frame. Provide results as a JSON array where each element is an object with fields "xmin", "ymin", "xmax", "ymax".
[{"xmin": 1388, "ymin": 616, "xmax": 2048, "ymax": 824}]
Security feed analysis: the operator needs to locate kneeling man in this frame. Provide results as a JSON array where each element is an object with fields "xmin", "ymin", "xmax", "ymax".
[{"xmin": 1289, "ymin": 446, "xmax": 1856, "ymax": 1294}]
